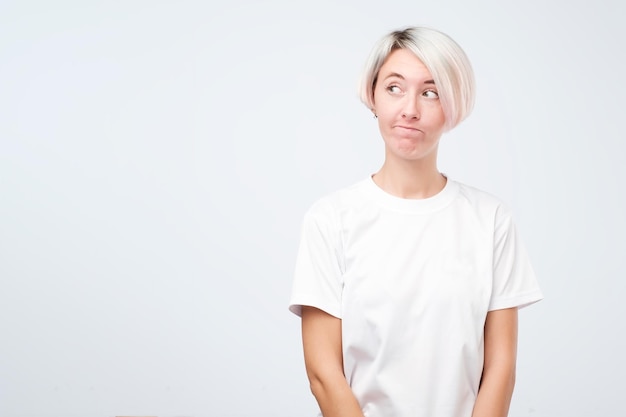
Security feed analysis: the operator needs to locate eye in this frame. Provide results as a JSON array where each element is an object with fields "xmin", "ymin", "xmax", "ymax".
[
  {"xmin": 386, "ymin": 85, "xmax": 402, "ymax": 94},
  {"xmin": 423, "ymin": 90, "xmax": 439, "ymax": 99}
]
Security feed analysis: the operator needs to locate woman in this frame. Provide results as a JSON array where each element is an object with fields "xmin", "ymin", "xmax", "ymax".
[{"xmin": 289, "ymin": 26, "xmax": 543, "ymax": 417}]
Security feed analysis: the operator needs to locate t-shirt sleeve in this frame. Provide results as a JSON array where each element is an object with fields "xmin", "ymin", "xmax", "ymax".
[
  {"xmin": 489, "ymin": 205, "xmax": 544, "ymax": 311},
  {"xmin": 288, "ymin": 200, "xmax": 344, "ymax": 319}
]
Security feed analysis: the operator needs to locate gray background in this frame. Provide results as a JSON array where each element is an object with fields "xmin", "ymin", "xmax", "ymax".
[{"xmin": 1, "ymin": 0, "xmax": 624, "ymax": 416}]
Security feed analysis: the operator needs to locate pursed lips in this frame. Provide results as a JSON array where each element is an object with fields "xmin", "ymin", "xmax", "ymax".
[{"xmin": 394, "ymin": 124, "xmax": 422, "ymax": 133}]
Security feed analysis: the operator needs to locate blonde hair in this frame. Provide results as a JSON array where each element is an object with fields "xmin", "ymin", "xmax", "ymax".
[{"xmin": 359, "ymin": 26, "xmax": 475, "ymax": 131}]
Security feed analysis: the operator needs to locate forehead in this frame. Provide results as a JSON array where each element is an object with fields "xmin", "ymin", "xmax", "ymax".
[{"xmin": 378, "ymin": 48, "xmax": 432, "ymax": 80}]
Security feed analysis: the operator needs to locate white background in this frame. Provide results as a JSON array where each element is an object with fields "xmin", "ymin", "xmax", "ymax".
[{"xmin": 1, "ymin": 0, "xmax": 625, "ymax": 416}]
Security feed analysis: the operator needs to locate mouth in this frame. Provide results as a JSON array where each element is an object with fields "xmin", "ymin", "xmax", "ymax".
[{"xmin": 394, "ymin": 125, "xmax": 422, "ymax": 134}]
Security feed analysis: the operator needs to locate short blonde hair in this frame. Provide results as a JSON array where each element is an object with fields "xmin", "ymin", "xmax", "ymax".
[{"xmin": 359, "ymin": 26, "xmax": 475, "ymax": 131}]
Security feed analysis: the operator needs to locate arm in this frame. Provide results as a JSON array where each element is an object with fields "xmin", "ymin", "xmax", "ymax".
[
  {"xmin": 301, "ymin": 306, "xmax": 364, "ymax": 417},
  {"xmin": 471, "ymin": 307, "xmax": 518, "ymax": 417}
]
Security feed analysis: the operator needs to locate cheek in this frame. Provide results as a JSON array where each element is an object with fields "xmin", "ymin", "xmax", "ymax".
[
  {"xmin": 424, "ymin": 105, "xmax": 446, "ymax": 128},
  {"xmin": 373, "ymin": 88, "xmax": 391, "ymax": 107},
  {"xmin": 377, "ymin": 109, "xmax": 397, "ymax": 129},
  {"xmin": 373, "ymin": 95, "xmax": 398, "ymax": 119}
]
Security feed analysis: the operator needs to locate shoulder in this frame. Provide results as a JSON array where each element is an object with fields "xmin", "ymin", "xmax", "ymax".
[
  {"xmin": 296, "ymin": 180, "xmax": 370, "ymax": 258},
  {"xmin": 303, "ymin": 179, "xmax": 371, "ymax": 221},
  {"xmin": 452, "ymin": 180, "xmax": 512, "ymax": 215},
  {"xmin": 447, "ymin": 180, "xmax": 519, "ymax": 234},
  {"xmin": 453, "ymin": 180, "xmax": 504, "ymax": 207}
]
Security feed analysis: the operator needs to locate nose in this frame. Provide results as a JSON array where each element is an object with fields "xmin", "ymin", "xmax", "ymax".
[{"xmin": 402, "ymin": 95, "xmax": 420, "ymax": 119}]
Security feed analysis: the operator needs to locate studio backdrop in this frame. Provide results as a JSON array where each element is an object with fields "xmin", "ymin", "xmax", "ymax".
[{"xmin": 1, "ymin": 1, "xmax": 624, "ymax": 416}]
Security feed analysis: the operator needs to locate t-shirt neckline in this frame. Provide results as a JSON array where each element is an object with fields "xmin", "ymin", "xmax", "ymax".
[{"xmin": 362, "ymin": 174, "xmax": 459, "ymax": 214}]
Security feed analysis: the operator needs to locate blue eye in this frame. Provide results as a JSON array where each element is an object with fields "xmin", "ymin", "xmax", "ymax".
[
  {"xmin": 386, "ymin": 85, "xmax": 402, "ymax": 94},
  {"xmin": 423, "ymin": 90, "xmax": 439, "ymax": 99}
]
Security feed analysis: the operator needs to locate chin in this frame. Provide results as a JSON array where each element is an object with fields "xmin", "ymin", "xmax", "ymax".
[{"xmin": 389, "ymin": 145, "xmax": 438, "ymax": 162}]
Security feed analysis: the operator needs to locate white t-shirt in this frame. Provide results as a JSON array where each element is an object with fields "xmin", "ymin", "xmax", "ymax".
[{"xmin": 289, "ymin": 176, "xmax": 543, "ymax": 417}]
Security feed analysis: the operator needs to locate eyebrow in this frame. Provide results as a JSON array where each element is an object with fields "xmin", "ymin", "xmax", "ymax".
[{"xmin": 383, "ymin": 72, "xmax": 435, "ymax": 84}]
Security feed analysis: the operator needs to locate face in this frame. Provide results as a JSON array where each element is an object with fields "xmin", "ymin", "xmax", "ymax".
[{"xmin": 372, "ymin": 48, "xmax": 446, "ymax": 164}]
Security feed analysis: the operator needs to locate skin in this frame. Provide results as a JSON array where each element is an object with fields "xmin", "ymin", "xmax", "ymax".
[
  {"xmin": 371, "ymin": 48, "xmax": 447, "ymax": 199},
  {"xmin": 302, "ymin": 48, "xmax": 518, "ymax": 417},
  {"xmin": 302, "ymin": 306, "xmax": 364, "ymax": 417},
  {"xmin": 472, "ymin": 307, "xmax": 518, "ymax": 417}
]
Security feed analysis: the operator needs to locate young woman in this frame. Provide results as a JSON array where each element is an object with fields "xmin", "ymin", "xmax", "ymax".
[{"xmin": 289, "ymin": 26, "xmax": 543, "ymax": 417}]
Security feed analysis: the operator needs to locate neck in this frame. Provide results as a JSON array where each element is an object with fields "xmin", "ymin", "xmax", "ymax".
[{"xmin": 372, "ymin": 153, "xmax": 446, "ymax": 199}]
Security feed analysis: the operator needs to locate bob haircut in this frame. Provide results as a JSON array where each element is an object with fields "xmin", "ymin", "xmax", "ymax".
[{"xmin": 359, "ymin": 26, "xmax": 475, "ymax": 131}]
